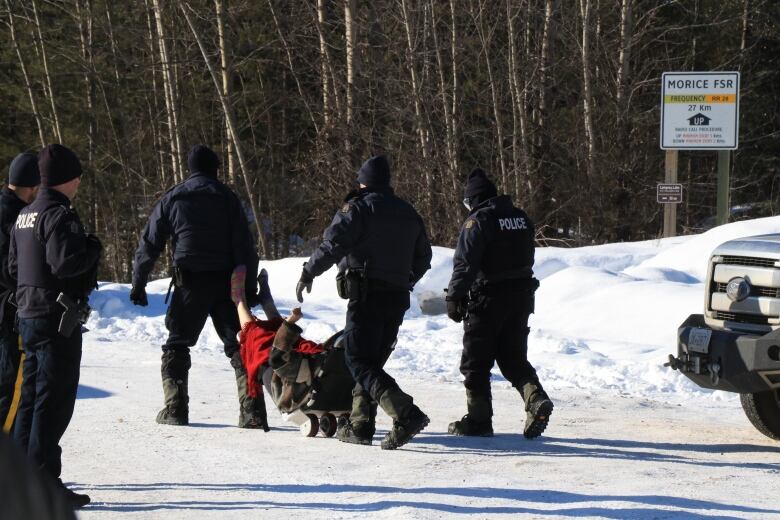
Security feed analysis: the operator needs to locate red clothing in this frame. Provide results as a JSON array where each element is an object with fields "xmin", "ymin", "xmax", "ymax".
[{"xmin": 239, "ymin": 318, "xmax": 324, "ymax": 398}]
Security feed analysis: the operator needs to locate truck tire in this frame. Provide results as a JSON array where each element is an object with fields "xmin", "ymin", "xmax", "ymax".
[{"xmin": 740, "ymin": 390, "xmax": 780, "ymax": 441}]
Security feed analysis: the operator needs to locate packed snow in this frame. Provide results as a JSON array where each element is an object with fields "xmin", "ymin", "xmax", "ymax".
[{"xmin": 68, "ymin": 217, "xmax": 780, "ymax": 519}]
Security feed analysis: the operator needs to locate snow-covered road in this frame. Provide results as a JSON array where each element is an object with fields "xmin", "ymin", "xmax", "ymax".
[
  {"xmin": 63, "ymin": 216, "xmax": 780, "ymax": 519},
  {"xmin": 69, "ymin": 339, "xmax": 779, "ymax": 519}
]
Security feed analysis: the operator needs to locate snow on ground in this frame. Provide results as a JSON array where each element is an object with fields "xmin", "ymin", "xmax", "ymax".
[{"xmin": 70, "ymin": 218, "xmax": 780, "ymax": 519}]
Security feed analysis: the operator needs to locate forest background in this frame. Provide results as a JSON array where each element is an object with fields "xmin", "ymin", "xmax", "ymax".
[{"xmin": 1, "ymin": 0, "xmax": 778, "ymax": 283}]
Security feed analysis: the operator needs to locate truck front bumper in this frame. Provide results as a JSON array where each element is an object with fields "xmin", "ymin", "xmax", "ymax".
[{"xmin": 672, "ymin": 314, "xmax": 780, "ymax": 393}]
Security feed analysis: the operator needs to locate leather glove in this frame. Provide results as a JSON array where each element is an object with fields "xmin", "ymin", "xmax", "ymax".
[
  {"xmin": 296, "ymin": 268, "xmax": 314, "ymax": 303},
  {"xmin": 446, "ymin": 298, "xmax": 465, "ymax": 323},
  {"xmin": 130, "ymin": 285, "xmax": 148, "ymax": 307}
]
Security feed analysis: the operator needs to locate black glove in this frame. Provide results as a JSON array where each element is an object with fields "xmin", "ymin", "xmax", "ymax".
[
  {"xmin": 446, "ymin": 298, "xmax": 465, "ymax": 323},
  {"xmin": 130, "ymin": 285, "xmax": 148, "ymax": 307},
  {"xmin": 85, "ymin": 233, "xmax": 103, "ymax": 251},
  {"xmin": 296, "ymin": 267, "xmax": 314, "ymax": 303}
]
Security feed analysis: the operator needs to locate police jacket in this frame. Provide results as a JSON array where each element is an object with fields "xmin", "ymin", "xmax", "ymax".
[
  {"xmin": 9, "ymin": 188, "xmax": 101, "ymax": 319},
  {"xmin": 0, "ymin": 187, "xmax": 27, "ymax": 325},
  {"xmin": 447, "ymin": 195, "xmax": 535, "ymax": 301},
  {"xmin": 132, "ymin": 173, "xmax": 258, "ymax": 288},
  {"xmin": 305, "ymin": 186, "xmax": 432, "ymax": 290}
]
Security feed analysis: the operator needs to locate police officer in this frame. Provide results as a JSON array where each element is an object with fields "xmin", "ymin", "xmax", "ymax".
[
  {"xmin": 446, "ymin": 168, "xmax": 553, "ymax": 439},
  {"xmin": 296, "ymin": 155, "xmax": 432, "ymax": 450},
  {"xmin": 0, "ymin": 153, "xmax": 40, "ymax": 432},
  {"xmin": 131, "ymin": 145, "xmax": 267, "ymax": 430},
  {"xmin": 9, "ymin": 144, "xmax": 100, "ymax": 509}
]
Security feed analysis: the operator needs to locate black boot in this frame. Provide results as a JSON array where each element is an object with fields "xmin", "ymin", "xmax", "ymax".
[
  {"xmin": 157, "ymin": 350, "xmax": 190, "ymax": 425},
  {"xmin": 233, "ymin": 352, "xmax": 270, "ymax": 430},
  {"xmin": 377, "ymin": 387, "xmax": 429, "ymax": 450},
  {"xmin": 336, "ymin": 416, "xmax": 374, "ymax": 445},
  {"xmin": 337, "ymin": 384, "xmax": 377, "ymax": 444},
  {"xmin": 156, "ymin": 377, "xmax": 188, "ymax": 426},
  {"xmin": 448, "ymin": 390, "xmax": 494, "ymax": 437},
  {"xmin": 521, "ymin": 382, "xmax": 553, "ymax": 439}
]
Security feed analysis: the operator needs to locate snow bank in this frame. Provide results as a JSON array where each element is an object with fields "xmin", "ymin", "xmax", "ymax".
[{"xmin": 87, "ymin": 217, "xmax": 780, "ymax": 401}]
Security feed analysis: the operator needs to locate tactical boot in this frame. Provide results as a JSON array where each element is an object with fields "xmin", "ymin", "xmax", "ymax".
[
  {"xmin": 448, "ymin": 390, "xmax": 494, "ymax": 436},
  {"xmin": 233, "ymin": 352, "xmax": 270, "ymax": 430},
  {"xmin": 521, "ymin": 382, "xmax": 554, "ymax": 439},
  {"xmin": 156, "ymin": 375, "xmax": 189, "ymax": 426},
  {"xmin": 336, "ymin": 417, "xmax": 374, "ymax": 445},
  {"xmin": 378, "ymin": 387, "xmax": 429, "ymax": 450}
]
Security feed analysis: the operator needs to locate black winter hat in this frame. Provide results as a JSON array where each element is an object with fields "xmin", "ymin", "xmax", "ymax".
[
  {"xmin": 8, "ymin": 152, "xmax": 40, "ymax": 187},
  {"xmin": 187, "ymin": 145, "xmax": 220, "ymax": 176},
  {"xmin": 38, "ymin": 144, "xmax": 82, "ymax": 187},
  {"xmin": 356, "ymin": 155, "xmax": 391, "ymax": 187},
  {"xmin": 464, "ymin": 168, "xmax": 497, "ymax": 199}
]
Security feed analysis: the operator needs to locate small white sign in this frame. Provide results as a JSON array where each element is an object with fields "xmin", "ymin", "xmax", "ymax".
[{"xmin": 661, "ymin": 72, "xmax": 739, "ymax": 150}]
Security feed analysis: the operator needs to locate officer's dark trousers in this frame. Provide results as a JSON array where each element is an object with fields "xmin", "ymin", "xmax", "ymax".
[
  {"xmin": 162, "ymin": 272, "xmax": 240, "ymax": 377},
  {"xmin": 461, "ymin": 288, "xmax": 539, "ymax": 395},
  {"xmin": 0, "ymin": 320, "xmax": 22, "ymax": 427},
  {"xmin": 13, "ymin": 318, "xmax": 81, "ymax": 481},
  {"xmin": 343, "ymin": 288, "xmax": 409, "ymax": 400}
]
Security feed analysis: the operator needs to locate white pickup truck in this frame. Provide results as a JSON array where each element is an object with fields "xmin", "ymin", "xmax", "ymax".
[{"xmin": 668, "ymin": 233, "xmax": 780, "ymax": 440}]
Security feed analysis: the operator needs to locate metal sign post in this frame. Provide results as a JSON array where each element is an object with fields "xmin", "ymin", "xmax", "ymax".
[
  {"xmin": 717, "ymin": 150, "xmax": 731, "ymax": 226},
  {"xmin": 660, "ymin": 71, "xmax": 739, "ymax": 231},
  {"xmin": 663, "ymin": 152, "xmax": 679, "ymax": 238}
]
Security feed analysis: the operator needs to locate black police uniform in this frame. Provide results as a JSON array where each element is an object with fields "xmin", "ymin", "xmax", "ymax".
[
  {"xmin": 132, "ymin": 157, "xmax": 262, "ymax": 427},
  {"xmin": 9, "ymin": 187, "xmax": 100, "ymax": 483},
  {"xmin": 448, "ymin": 194, "xmax": 540, "ymax": 393},
  {"xmin": 447, "ymin": 169, "xmax": 552, "ymax": 438},
  {"xmin": 0, "ymin": 187, "xmax": 28, "ymax": 428},
  {"xmin": 300, "ymin": 156, "xmax": 432, "ymax": 449},
  {"xmin": 305, "ymin": 186, "xmax": 432, "ymax": 398}
]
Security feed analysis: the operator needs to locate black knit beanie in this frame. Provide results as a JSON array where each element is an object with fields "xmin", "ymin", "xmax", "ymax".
[
  {"xmin": 187, "ymin": 145, "xmax": 220, "ymax": 176},
  {"xmin": 464, "ymin": 168, "xmax": 497, "ymax": 199},
  {"xmin": 8, "ymin": 152, "xmax": 41, "ymax": 187},
  {"xmin": 356, "ymin": 155, "xmax": 391, "ymax": 187},
  {"xmin": 38, "ymin": 144, "xmax": 82, "ymax": 187}
]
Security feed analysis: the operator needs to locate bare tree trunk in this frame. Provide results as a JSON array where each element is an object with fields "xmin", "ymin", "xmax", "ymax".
[
  {"xmin": 400, "ymin": 0, "xmax": 433, "ymax": 216},
  {"xmin": 450, "ymin": 0, "xmax": 459, "ymax": 178},
  {"xmin": 472, "ymin": 0, "xmax": 507, "ymax": 192},
  {"xmin": 614, "ymin": 0, "xmax": 634, "ymax": 241},
  {"xmin": 740, "ymin": 0, "xmax": 749, "ymax": 52},
  {"xmin": 344, "ymin": 0, "xmax": 356, "ymax": 125},
  {"xmin": 317, "ymin": 0, "xmax": 330, "ymax": 127},
  {"xmin": 215, "ymin": 0, "xmax": 236, "ymax": 184},
  {"xmin": 179, "ymin": 2, "xmax": 269, "ymax": 258},
  {"xmin": 5, "ymin": 0, "xmax": 46, "ymax": 147},
  {"xmin": 267, "ymin": 0, "xmax": 319, "ymax": 134},
  {"xmin": 152, "ymin": 0, "xmax": 184, "ymax": 183},
  {"xmin": 144, "ymin": 0, "xmax": 169, "ymax": 187},
  {"xmin": 76, "ymin": 0, "xmax": 99, "ymax": 231},
  {"xmin": 103, "ymin": 1, "xmax": 122, "ymax": 83},
  {"xmin": 579, "ymin": 0, "xmax": 595, "ymax": 181},
  {"xmin": 506, "ymin": 0, "xmax": 531, "ymax": 204},
  {"xmin": 430, "ymin": 0, "xmax": 457, "ymax": 196},
  {"xmin": 615, "ymin": 0, "xmax": 633, "ymax": 118},
  {"xmin": 31, "ymin": 0, "xmax": 63, "ymax": 143}
]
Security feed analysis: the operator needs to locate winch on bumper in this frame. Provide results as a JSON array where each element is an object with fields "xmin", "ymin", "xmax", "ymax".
[{"xmin": 669, "ymin": 314, "xmax": 780, "ymax": 393}]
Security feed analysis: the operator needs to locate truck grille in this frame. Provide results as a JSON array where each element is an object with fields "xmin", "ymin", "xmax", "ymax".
[
  {"xmin": 708, "ymin": 253, "xmax": 780, "ymax": 331},
  {"xmin": 720, "ymin": 255, "xmax": 777, "ymax": 268},
  {"xmin": 712, "ymin": 311, "xmax": 771, "ymax": 326},
  {"xmin": 715, "ymin": 282, "xmax": 780, "ymax": 298}
]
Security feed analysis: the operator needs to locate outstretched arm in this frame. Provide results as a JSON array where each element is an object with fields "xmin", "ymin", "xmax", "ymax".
[{"xmin": 231, "ymin": 265, "xmax": 255, "ymax": 328}]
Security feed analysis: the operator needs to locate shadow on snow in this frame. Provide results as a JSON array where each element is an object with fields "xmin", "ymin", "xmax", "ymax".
[{"xmin": 79, "ymin": 482, "xmax": 777, "ymax": 518}]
